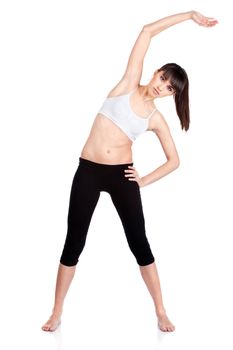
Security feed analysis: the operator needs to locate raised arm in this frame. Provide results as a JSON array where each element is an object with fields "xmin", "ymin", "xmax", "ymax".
[{"xmin": 122, "ymin": 11, "xmax": 218, "ymax": 85}]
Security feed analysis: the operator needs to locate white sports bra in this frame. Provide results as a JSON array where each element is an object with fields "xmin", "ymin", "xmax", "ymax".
[{"xmin": 98, "ymin": 88, "xmax": 157, "ymax": 141}]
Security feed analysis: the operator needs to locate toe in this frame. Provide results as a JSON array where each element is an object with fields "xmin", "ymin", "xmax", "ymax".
[{"xmin": 42, "ymin": 322, "xmax": 51, "ymax": 331}]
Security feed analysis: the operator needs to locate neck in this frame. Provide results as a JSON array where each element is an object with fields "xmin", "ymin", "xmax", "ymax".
[{"xmin": 139, "ymin": 85, "xmax": 154, "ymax": 102}]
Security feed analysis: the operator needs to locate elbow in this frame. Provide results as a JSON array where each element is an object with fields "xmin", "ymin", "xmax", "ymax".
[
  {"xmin": 173, "ymin": 158, "xmax": 180, "ymax": 170},
  {"xmin": 169, "ymin": 157, "xmax": 180, "ymax": 170},
  {"xmin": 142, "ymin": 25, "xmax": 152, "ymax": 36},
  {"xmin": 142, "ymin": 25, "xmax": 149, "ymax": 32},
  {"xmin": 174, "ymin": 159, "xmax": 180, "ymax": 169}
]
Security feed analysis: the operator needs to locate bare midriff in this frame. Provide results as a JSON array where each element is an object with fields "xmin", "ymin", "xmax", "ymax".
[{"xmin": 80, "ymin": 113, "xmax": 133, "ymax": 165}]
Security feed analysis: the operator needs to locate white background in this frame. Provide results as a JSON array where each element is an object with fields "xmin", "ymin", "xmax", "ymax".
[{"xmin": 0, "ymin": 0, "xmax": 232, "ymax": 349}]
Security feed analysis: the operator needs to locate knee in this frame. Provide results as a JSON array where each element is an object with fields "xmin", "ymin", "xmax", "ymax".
[
  {"xmin": 128, "ymin": 241, "xmax": 155, "ymax": 266},
  {"xmin": 60, "ymin": 255, "xmax": 79, "ymax": 266},
  {"xmin": 60, "ymin": 247, "xmax": 81, "ymax": 266},
  {"xmin": 137, "ymin": 256, "xmax": 155, "ymax": 266}
]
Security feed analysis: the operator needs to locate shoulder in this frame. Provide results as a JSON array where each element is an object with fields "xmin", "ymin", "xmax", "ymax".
[{"xmin": 106, "ymin": 77, "xmax": 139, "ymax": 98}]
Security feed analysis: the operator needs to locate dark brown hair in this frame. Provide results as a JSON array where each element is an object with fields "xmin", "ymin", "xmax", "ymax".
[{"xmin": 158, "ymin": 63, "xmax": 190, "ymax": 131}]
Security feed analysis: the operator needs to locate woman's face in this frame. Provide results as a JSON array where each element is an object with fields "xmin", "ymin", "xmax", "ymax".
[{"xmin": 148, "ymin": 70, "xmax": 176, "ymax": 98}]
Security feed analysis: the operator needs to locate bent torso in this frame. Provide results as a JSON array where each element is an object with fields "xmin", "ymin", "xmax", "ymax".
[{"xmin": 80, "ymin": 83, "xmax": 156, "ymax": 165}]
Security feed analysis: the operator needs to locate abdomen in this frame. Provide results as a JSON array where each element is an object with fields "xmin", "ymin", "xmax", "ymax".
[{"xmin": 80, "ymin": 114, "xmax": 133, "ymax": 164}]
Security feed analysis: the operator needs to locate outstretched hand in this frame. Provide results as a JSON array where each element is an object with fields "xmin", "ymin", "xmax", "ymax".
[{"xmin": 191, "ymin": 11, "xmax": 218, "ymax": 27}]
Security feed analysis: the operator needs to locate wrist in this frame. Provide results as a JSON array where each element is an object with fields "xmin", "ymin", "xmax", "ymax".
[
  {"xmin": 139, "ymin": 176, "xmax": 148, "ymax": 188},
  {"xmin": 189, "ymin": 10, "xmax": 195, "ymax": 20}
]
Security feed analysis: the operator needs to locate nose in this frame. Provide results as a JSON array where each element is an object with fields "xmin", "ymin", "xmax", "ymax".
[{"xmin": 157, "ymin": 84, "xmax": 163, "ymax": 92}]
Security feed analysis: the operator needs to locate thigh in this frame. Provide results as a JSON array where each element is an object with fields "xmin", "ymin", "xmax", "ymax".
[
  {"xmin": 67, "ymin": 163, "xmax": 100, "ymax": 231},
  {"xmin": 60, "ymin": 164, "xmax": 100, "ymax": 266},
  {"xmin": 109, "ymin": 180, "xmax": 145, "ymax": 233},
  {"xmin": 109, "ymin": 180, "xmax": 155, "ymax": 266}
]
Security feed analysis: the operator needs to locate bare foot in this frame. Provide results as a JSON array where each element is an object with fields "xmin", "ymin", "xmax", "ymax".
[
  {"xmin": 157, "ymin": 312, "xmax": 175, "ymax": 332},
  {"xmin": 41, "ymin": 313, "xmax": 61, "ymax": 332}
]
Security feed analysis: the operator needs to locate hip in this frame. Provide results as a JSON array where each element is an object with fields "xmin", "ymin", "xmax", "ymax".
[{"xmin": 71, "ymin": 157, "xmax": 138, "ymax": 194}]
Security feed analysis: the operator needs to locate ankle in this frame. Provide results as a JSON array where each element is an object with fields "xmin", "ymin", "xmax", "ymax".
[
  {"xmin": 52, "ymin": 306, "xmax": 63, "ymax": 317},
  {"xmin": 155, "ymin": 307, "xmax": 166, "ymax": 316}
]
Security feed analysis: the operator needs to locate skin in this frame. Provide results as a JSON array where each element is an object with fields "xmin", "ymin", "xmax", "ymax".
[
  {"xmin": 124, "ymin": 70, "xmax": 178, "ymax": 188},
  {"xmin": 42, "ymin": 10, "xmax": 218, "ymax": 333}
]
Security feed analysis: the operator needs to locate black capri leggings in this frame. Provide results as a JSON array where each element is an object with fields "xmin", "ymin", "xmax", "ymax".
[{"xmin": 60, "ymin": 157, "xmax": 155, "ymax": 267}]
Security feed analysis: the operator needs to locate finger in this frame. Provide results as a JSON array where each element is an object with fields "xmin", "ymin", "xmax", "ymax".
[
  {"xmin": 206, "ymin": 22, "xmax": 217, "ymax": 27},
  {"xmin": 208, "ymin": 20, "xmax": 218, "ymax": 25},
  {"xmin": 124, "ymin": 170, "xmax": 135, "ymax": 174},
  {"xmin": 124, "ymin": 171, "xmax": 136, "ymax": 175},
  {"xmin": 125, "ymin": 172, "xmax": 135, "ymax": 177},
  {"xmin": 205, "ymin": 18, "xmax": 218, "ymax": 25}
]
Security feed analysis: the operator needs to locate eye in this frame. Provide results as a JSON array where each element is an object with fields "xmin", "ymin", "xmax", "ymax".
[
  {"xmin": 167, "ymin": 85, "xmax": 174, "ymax": 92},
  {"xmin": 160, "ymin": 75, "xmax": 165, "ymax": 81}
]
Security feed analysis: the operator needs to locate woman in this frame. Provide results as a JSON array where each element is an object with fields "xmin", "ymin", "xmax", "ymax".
[{"xmin": 42, "ymin": 10, "xmax": 218, "ymax": 333}]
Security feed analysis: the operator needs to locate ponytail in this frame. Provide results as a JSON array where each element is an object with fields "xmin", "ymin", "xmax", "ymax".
[
  {"xmin": 158, "ymin": 63, "xmax": 190, "ymax": 131},
  {"xmin": 174, "ymin": 79, "xmax": 190, "ymax": 131}
]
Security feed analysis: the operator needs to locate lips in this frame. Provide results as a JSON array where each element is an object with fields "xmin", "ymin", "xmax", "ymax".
[{"xmin": 153, "ymin": 87, "xmax": 159, "ymax": 95}]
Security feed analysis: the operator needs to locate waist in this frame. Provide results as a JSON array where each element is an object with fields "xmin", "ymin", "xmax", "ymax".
[
  {"xmin": 79, "ymin": 157, "xmax": 133, "ymax": 168},
  {"xmin": 80, "ymin": 146, "xmax": 133, "ymax": 165},
  {"xmin": 81, "ymin": 137, "xmax": 133, "ymax": 165}
]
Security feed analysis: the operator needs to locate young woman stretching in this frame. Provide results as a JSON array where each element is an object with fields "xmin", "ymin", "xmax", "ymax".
[{"xmin": 42, "ymin": 10, "xmax": 218, "ymax": 333}]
